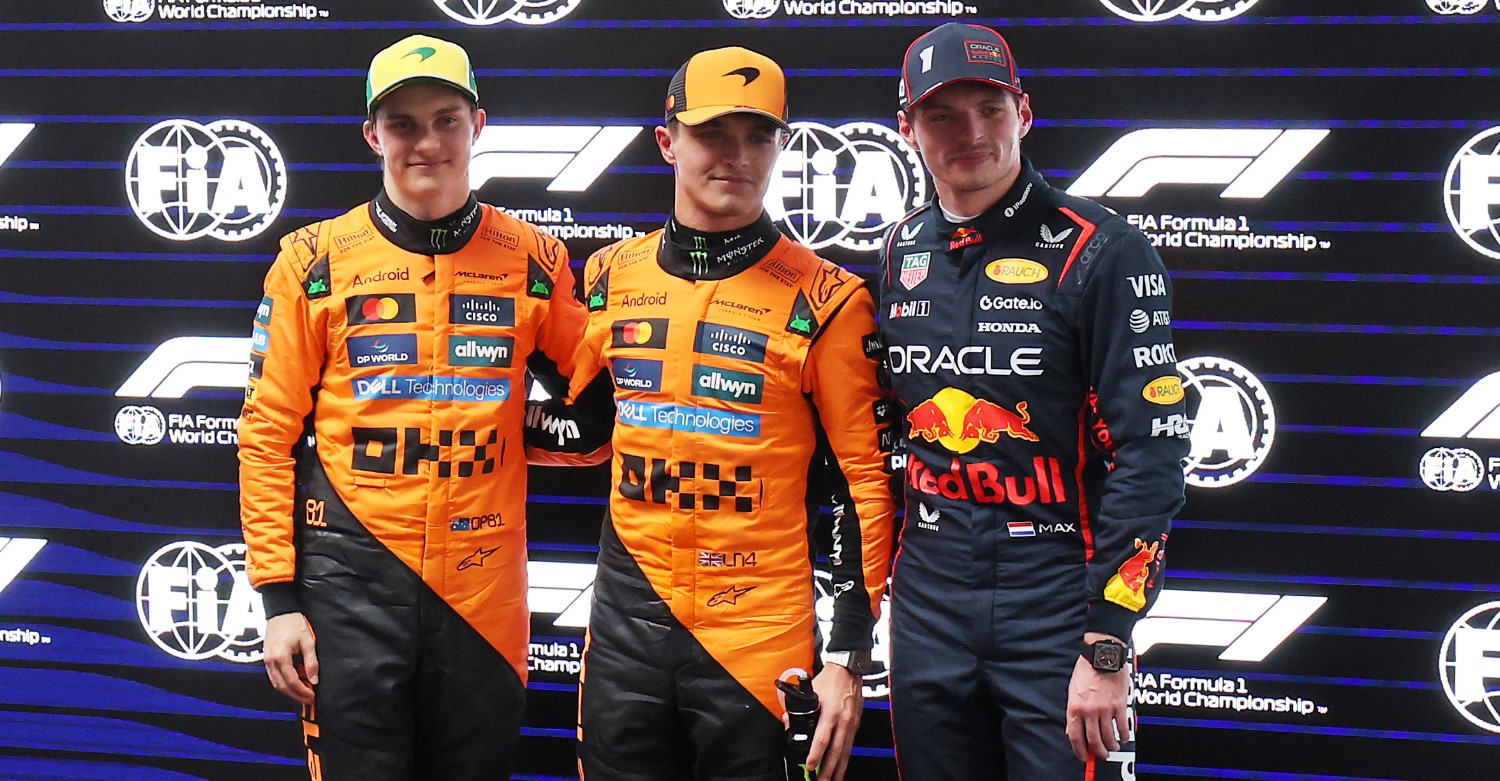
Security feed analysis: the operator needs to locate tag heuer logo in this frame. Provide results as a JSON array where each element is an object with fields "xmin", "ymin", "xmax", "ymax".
[{"xmin": 899, "ymin": 252, "xmax": 931, "ymax": 290}]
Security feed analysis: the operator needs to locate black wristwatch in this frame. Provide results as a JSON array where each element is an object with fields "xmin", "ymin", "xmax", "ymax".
[
  {"xmin": 1081, "ymin": 639, "xmax": 1128, "ymax": 673},
  {"xmin": 822, "ymin": 649, "xmax": 874, "ymax": 676}
]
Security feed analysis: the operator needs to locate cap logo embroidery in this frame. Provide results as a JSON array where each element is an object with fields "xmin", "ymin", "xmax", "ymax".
[
  {"xmin": 726, "ymin": 67, "xmax": 761, "ymax": 85},
  {"xmin": 404, "ymin": 47, "xmax": 437, "ymax": 62},
  {"xmin": 965, "ymin": 40, "xmax": 1007, "ymax": 66}
]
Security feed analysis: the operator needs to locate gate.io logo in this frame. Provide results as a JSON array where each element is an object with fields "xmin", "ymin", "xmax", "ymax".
[{"xmin": 126, "ymin": 119, "xmax": 287, "ymax": 242}]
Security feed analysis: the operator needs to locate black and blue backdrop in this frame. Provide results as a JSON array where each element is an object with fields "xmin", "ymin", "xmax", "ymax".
[{"xmin": 2, "ymin": 1, "xmax": 1499, "ymax": 779}]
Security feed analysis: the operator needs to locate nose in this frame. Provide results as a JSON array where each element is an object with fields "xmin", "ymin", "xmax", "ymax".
[{"xmin": 414, "ymin": 125, "xmax": 442, "ymax": 156}]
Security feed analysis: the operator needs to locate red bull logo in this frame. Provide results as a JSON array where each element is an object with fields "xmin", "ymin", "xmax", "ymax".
[
  {"xmin": 1104, "ymin": 535, "xmax": 1166, "ymax": 612},
  {"xmin": 949, "ymin": 226, "xmax": 983, "ymax": 250},
  {"xmin": 907, "ymin": 455, "xmax": 1068, "ymax": 506},
  {"xmin": 907, "ymin": 388, "xmax": 1037, "ymax": 454}
]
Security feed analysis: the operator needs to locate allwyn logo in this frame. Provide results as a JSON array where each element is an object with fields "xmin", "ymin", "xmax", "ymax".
[
  {"xmin": 693, "ymin": 366, "xmax": 764, "ymax": 403},
  {"xmin": 449, "ymin": 336, "xmax": 514, "ymax": 367}
]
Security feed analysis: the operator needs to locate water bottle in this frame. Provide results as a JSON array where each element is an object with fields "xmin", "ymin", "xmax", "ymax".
[{"xmin": 776, "ymin": 674, "xmax": 820, "ymax": 781}]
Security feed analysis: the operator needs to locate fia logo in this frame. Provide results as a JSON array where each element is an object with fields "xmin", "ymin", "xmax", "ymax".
[
  {"xmin": 723, "ymin": 0, "xmax": 777, "ymax": 17},
  {"xmin": 1444, "ymin": 127, "xmax": 1500, "ymax": 260},
  {"xmin": 125, "ymin": 119, "xmax": 287, "ymax": 241},
  {"xmin": 1178, "ymin": 356, "xmax": 1276, "ymax": 488},
  {"xmin": 1095, "ymin": 0, "xmax": 1262, "ymax": 21},
  {"xmin": 433, "ymin": 0, "xmax": 582, "ymax": 26},
  {"xmin": 1439, "ymin": 601, "xmax": 1500, "ymax": 733},
  {"xmin": 104, "ymin": 0, "xmax": 154, "ymax": 22},
  {"xmin": 1426, "ymin": 0, "xmax": 1492, "ymax": 13},
  {"xmin": 135, "ymin": 541, "xmax": 265, "ymax": 663},
  {"xmin": 1068, "ymin": 128, "xmax": 1327, "ymax": 199},
  {"xmin": 766, "ymin": 122, "xmax": 927, "ymax": 251}
]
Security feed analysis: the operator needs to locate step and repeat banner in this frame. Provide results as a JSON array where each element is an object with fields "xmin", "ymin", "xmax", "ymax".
[{"xmin": 3, "ymin": 1, "xmax": 1499, "ymax": 779}]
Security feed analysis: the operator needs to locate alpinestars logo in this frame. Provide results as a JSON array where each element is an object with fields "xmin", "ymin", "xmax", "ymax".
[
  {"xmin": 1067, "ymin": 128, "xmax": 1328, "ymax": 199},
  {"xmin": 117, "ymin": 337, "xmax": 252, "ymax": 398},
  {"xmin": 1439, "ymin": 601, "xmax": 1500, "ymax": 734},
  {"xmin": 1444, "ymin": 127, "xmax": 1500, "ymax": 261},
  {"xmin": 1178, "ymin": 356, "xmax": 1276, "ymax": 488},
  {"xmin": 766, "ymin": 122, "xmax": 927, "ymax": 251},
  {"xmin": 126, "ymin": 119, "xmax": 287, "ymax": 241},
  {"xmin": 471, "ymin": 125, "xmax": 640, "ymax": 193},
  {"xmin": 433, "ymin": 0, "xmax": 582, "ymax": 26},
  {"xmin": 1096, "ymin": 0, "xmax": 1262, "ymax": 22},
  {"xmin": 136, "ymin": 541, "xmax": 265, "ymax": 663},
  {"xmin": 1134, "ymin": 589, "xmax": 1326, "ymax": 660}
]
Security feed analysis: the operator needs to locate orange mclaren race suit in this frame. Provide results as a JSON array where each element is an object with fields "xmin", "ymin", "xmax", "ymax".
[
  {"xmin": 238, "ymin": 191, "xmax": 592, "ymax": 781},
  {"xmin": 562, "ymin": 214, "xmax": 896, "ymax": 781}
]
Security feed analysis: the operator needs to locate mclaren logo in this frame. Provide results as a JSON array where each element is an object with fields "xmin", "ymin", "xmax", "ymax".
[
  {"xmin": 471, "ymin": 125, "xmax": 641, "ymax": 192},
  {"xmin": 1067, "ymin": 128, "xmax": 1328, "ymax": 199}
]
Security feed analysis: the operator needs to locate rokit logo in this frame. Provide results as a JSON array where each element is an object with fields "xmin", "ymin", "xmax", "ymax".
[
  {"xmin": 126, "ymin": 119, "xmax": 287, "ymax": 241},
  {"xmin": 433, "ymin": 0, "xmax": 582, "ymax": 25},
  {"xmin": 1444, "ymin": 127, "xmax": 1500, "ymax": 261},
  {"xmin": 472, "ymin": 125, "xmax": 640, "ymax": 192},
  {"xmin": 723, "ymin": 0, "xmax": 976, "ymax": 18},
  {"xmin": 1178, "ymin": 356, "xmax": 1276, "ymax": 488},
  {"xmin": 1419, "ymin": 372, "xmax": 1500, "ymax": 492},
  {"xmin": 1068, "ymin": 128, "xmax": 1328, "ymax": 200},
  {"xmin": 136, "ymin": 541, "xmax": 265, "ymax": 663},
  {"xmin": 766, "ymin": 122, "xmax": 927, "ymax": 252},
  {"xmin": 1439, "ymin": 601, "xmax": 1500, "ymax": 733},
  {"xmin": 1095, "ymin": 0, "xmax": 1262, "ymax": 22},
  {"xmin": 105, "ymin": 0, "xmax": 328, "ymax": 21}
]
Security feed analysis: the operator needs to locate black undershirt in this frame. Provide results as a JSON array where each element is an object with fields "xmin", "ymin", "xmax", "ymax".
[
  {"xmin": 369, "ymin": 189, "xmax": 483, "ymax": 255},
  {"xmin": 657, "ymin": 212, "xmax": 782, "ymax": 281}
]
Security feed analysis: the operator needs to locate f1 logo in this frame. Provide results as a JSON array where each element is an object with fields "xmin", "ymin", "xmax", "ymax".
[
  {"xmin": 1067, "ymin": 128, "xmax": 1329, "ymax": 199},
  {"xmin": 526, "ymin": 560, "xmax": 596, "ymax": 627},
  {"xmin": 0, "ymin": 537, "xmax": 47, "ymax": 598},
  {"xmin": 116, "ymin": 336, "xmax": 253, "ymax": 398},
  {"xmin": 470, "ymin": 125, "xmax": 641, "ymax": 192},
  {"xmin": 0, "ymin": 124, "xmax": 34, "ymax": 171},
  {"xmin": 1134, "ymin": 589, "xmax": 1326, "ymax": 661},
  {"xmin": 1423, "ymin": 372, "xmax": 1500, "ymax": 439}
]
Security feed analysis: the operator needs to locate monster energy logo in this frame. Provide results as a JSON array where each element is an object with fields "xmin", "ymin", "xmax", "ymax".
[
  {"xmin": 689, "ymin": 249, "xmax": 710, "ymax": 276},
  {"xmin": 692, "ymin": 236, "xmax": 708, "ymax": 249},
  {"xmin": 430, "ymin": 227, "xmax": 450, "ymax": 250}
]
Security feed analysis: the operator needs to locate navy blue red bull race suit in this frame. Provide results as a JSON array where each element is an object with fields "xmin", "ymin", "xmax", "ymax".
[{"xmin": 878, "ymin": 158, "xmax": 1189, "ymax": 781}]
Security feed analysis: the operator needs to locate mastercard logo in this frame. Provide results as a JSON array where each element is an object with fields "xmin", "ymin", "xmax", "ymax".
[
  {"xmin": 611, "ymin": 318, "xmax": 669, "ymax": 349},
  {"xmin": 622, "ymin": 320, "xmax": 654, "ymax": 344},
  {"xmin": 985, "ymin": 259, "xmax": 1049, "ymax": 285},
  {"xmin": 362, "ymin": 297, "xmax": 402, "ymax": 321},
  {"xmin": 1143, "ymin": 375, "xmax": 1185, "ymax": 405},
  {"xmin": 346, "ymin": 293, "xmax": 416, "ymax": 326}
]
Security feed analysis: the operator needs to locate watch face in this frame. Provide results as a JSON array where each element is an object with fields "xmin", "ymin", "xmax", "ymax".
[{"xmin": 1094, "ymin": 642, "xmax": 1125, "ymax": 671}]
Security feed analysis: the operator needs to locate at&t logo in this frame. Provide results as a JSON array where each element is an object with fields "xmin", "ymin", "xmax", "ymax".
[
  {"xmin": 766, "ymin": 122, "xmax": 926, "ymax": 252},
  {"xmin": 1444, "ymin": 127, "xmax": 1500, "ymax": 261},
  {"xmin": 1096, "ymin": 0, "xmax": 1261, "ymax": 21},
  {"xmin": 136, "ymin": 541, "xmax": 265, "ymax": 663},
  {"xmin": 1439, "ymin": 601, "xmax": 1500, "ymax": 733},
  {"xmin": 126, "ymin": 119, "xmax": 287, "ymax": 242},
  {"xmin": 433, "ymin": 0, "xmax": 582, "ymax": 25},
  {"xmin": 104, "ymin": 0, "xmax": 154, "ymax": 22},
  {"xmin": 1178, "ymin": 356, "xmax": 1275, "ymax": 488}
]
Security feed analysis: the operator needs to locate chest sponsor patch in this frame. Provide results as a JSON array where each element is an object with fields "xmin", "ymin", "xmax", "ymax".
[
  {"xmin": 612, "ymin": 318, "xmax": 669, "ymax": 349},
  {"xmin": 899, "ymin": 252, "xmax": 930, "ymax": 290},
  {"xmin": 985, "ymin": 258, "xmax": 1049, "ymax": 285},
  {"xmin": 254, "ymin": 296, "xmax": 273, "ymax": 327},
  {"xmin": 451, "ymin": 294, "xmax": 516, "ymax": 327},
  {"xmin": 694, "ymin": 322, "xmax": 768, "ymax": 363},
  {"xmin": 347, "ymin": 293, "xmax": 417, "ymax": 326},
  {"xmin": 692, "ymin": 365, "xmax": 764, "ymax": 403},
  {"xmin": 352, "ymin": 376, "xmax": 510, "ymax": 403},
  {"xmin": 348, "ymin": 334, "xmax": 418, "ymax": 367},
  {"xmin": 449, "ymin": 336, "xmax": 514, "ymax": 367},
  {"xmin": 611, "ymin": 358, "xmax": 664, "ymax": 392},
  {"xmin": 616, "ymin": 400, "xmax": 761, "ymax": 438}
]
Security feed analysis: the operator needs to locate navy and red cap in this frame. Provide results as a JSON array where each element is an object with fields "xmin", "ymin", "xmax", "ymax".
[{"xmin": 899, "ymin": 23, "xmax": 1022, "ymax": 112}]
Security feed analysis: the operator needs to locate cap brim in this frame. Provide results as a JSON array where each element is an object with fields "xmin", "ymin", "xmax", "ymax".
[
  {"xmin": 673, "ymin": 105, "xmax": 790, "ymax": 132},
  {"xmin": 369, "ymin": 76, "xmax": 478, "ymax": 112},
  {"xmin": 904, "ymin": 77, "xmax": 1022, "ymax": 111}
]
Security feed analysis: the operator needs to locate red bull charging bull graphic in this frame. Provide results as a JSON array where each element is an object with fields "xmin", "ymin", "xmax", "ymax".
[
  {"xmin": 907, "ymin": 388, "xmax": 1037, "ymax": 454},
  {"xmin": 1104, "ymin": 534, "xmax": 1166, "ymax": 612}
]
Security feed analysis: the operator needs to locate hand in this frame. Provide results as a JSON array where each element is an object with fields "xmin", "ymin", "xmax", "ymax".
[
  {"xmin": 1065, "ymin": 634, "xmax": 1131, "ymax": 763},
  {"xmin": 264, "ymin": 612, "xmax": 318, "ymax": 705},
  {"xmin": 804, "ymin": 663, "xmax": 864, "ymax": 781}
]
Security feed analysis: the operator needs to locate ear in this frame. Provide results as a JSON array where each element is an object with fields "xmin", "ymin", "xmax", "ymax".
[
  {"xmin": 655, "ymin": 125, "xmax": 676, "ymax": 166},
  {"xmin": 1016, "ymin": 94, "xmax": 1034, "ymax": 140},
  {"xmin": 472, "ymin": 108, "xmax": 487, "ymax": 144},
  {"xmin": 897, "ymin": 110, "xmax": 918, "ymax": 153},
  {"xmin": 363, "ymin": 119, "xmax": 382, "ymax": 157}
]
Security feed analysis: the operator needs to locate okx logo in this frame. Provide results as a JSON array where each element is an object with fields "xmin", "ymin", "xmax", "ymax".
[
  {"xmin": 1178, "ymin": 356, "xmax": 1276, "ymax": 488},
  {"xmin": 0, "ymin": 537, "xmax": 47, "ymax": 601},
  {"xmin": 135, "ymin": 541, "xmax": 265, "ymax": 663},
  {"xmin": 1444, "ymin": 127, "xmax": 1500, "ymax": 260},
  {"xmin": 1067, "ymin": 128, "xmax": 1328, "ymax": 199},
  {"xmin": 433, "ymin": 0, "xmax": 582, "ymax": 25},
  {"xmin": 1096, "ymin": 0, "xmax": 1262, "ymax": 21},
  {"xmin": 1439, "ymin": 601, "xmax": 1500, "ymax": 734},
  {"xmin": 126, "ymin": 119, "xmax": 287, "ymax": 241},
  {"xmin": 766, "ymin": 122, "xmax": 926, "ymax": 251},
  {"xmin": 471, "ymin": 125, "xmax": 640, "ymax": 192}
]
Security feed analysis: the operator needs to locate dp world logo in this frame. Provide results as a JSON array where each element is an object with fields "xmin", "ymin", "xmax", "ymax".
[
  {"xmin": 1444, "ymin": 127, "xmax": 1500, "ymax": 261},
  {"xmin": 766, "ymin": 122, "xmax": 926, "ymax": 252},
  {"xmin": 1178, "ymin": 356, "xmax": 1275, "ymax": 488},
  {"xmin": 104, "ymin": 0, "xmax": 154, "ymax": 22},
  {"xmin": 1097, "ymin": 0, "xmax": 1261, "ymax": 21},
  {"xmin": 1439, "ymin": 601, "xmax": 1500, "ymax": 733},
  {"xmin": 433, "ymin": 0, "xmax": 582, "ymax": 25},
  {"xmin": 724, "ymin": 0, "xmax": 778, "ymax": 18},
  {"xmin": 126, "ymin": 119, "xmax": 287, "ymax": 242},
  {"xmin": 136, "ymin": 541, "xmax": 265, "ymax": 663}
]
